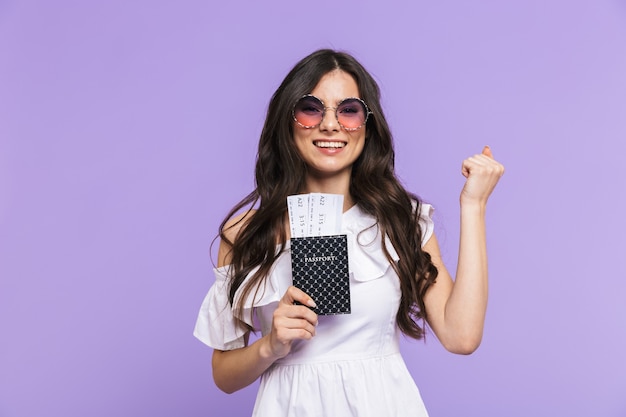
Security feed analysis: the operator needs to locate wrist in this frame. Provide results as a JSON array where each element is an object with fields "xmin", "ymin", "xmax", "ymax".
[
  {"xmin": 460, "ymin": 199, "xmax": 487, "ymax": 215},
  {"xmin": 258, "ymin": 335, "xmax": 282, "ymax": 363}
]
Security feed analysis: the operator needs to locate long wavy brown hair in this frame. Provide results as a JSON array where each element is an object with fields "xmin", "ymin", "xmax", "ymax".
[{"xmin": 218, "ymin": 49, "xmax": 438, "ymax": 340}]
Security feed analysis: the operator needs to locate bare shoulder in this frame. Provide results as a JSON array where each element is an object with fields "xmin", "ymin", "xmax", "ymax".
[
  {"xmin": 218, "ymin": 209, "xmax": 256, "ymax": 267},
  {"xmin": 222, "ymin": 209, "xmax": 257, "ymax": 241}
]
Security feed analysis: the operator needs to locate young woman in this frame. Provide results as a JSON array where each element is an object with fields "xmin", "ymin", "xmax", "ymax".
[{"xmin": 194, "ymin": 49, "xmax": 504, "ymax": 416}]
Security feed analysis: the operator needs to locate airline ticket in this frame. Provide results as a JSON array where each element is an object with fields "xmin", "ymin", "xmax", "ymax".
[{"xmin": 287, "ymin": 193, "xmax": 343, "ymax": 238}]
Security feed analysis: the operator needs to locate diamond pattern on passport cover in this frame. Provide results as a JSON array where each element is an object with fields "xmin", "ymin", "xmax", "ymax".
[{"xmin": 290, "ymin": 235, "xmax": 351, "ymax": 315}]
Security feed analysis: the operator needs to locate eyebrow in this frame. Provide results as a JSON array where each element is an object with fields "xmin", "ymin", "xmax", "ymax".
[{"xmin": 313, "ymin": 95, "xmax": 361, "ymax": 107}]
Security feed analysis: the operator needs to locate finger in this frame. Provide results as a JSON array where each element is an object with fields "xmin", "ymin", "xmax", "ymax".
[
  {"xmin": 482, "ymin": 145, "xmax": 493, "ymax": 159},
  {"xmin": 276, "ymin": 327, "xmax": 316, "ymax": 341},
  {"xmin": 273, "ymin": 305, "xmax": 319, "ymax": 336},
  {"xmin": 281, "ymin": 286, "xmax": 317, "ymax": 308},
  {"xmin": 284, "ymin": 318, "xmax": 317, "ymax": 335},
  {"xmin": 468, "ymin": 154, "xmax": 497, "ymax": 167},
  {"xmin": 278, "ymin": 303, "xmax": 319, "ymax": 324},
  {"xmin": 461, "ymin": 164, "xmax": 470, "ymax": 178}
]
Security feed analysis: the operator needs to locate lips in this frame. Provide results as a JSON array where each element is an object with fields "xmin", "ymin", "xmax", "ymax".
[{"xmin": 313, "ymin": 140, "xmax": 346, "ymax": 148}]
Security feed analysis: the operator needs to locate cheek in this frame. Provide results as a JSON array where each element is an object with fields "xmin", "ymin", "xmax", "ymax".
[
  {"xmin": 292, "ymin": 129, "xmax": 303, "ymax": 144},
  {"xmin": 352, "ymin": 130, "xmax": 366, "ymax": 147},
  {"xmin": 292, "ymin": 129, "xmax": 310, "ymax": 154},
  {"xmin": 353, "ymin": 132, "xmax": 367, "ymax": 158}
]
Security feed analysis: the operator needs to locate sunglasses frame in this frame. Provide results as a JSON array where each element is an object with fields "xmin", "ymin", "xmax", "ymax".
[{"xmin": 292, "ymin": 94, "xmax": 372, "ymax": 132}]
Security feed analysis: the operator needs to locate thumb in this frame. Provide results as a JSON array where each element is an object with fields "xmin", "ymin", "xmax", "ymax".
[
  {"xmin": 282, "ymin": 286, "xmax": 317, "ymax": 308},
  {"xmin": 482, "ymin": 145, "xmax": 493, "ymax": 158}
]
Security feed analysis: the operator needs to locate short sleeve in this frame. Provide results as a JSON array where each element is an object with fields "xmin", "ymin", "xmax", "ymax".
[
  {"xmin": 418, "ymin": 203, "xmax": 435, "ymax": 247},
  {"xmin": 193, "ymin": 266, "xmax": 247, "ymax": 350}
]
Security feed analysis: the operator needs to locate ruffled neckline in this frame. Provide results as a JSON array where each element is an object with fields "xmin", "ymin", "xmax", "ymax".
[
  {"xmin": 224, "ymin": 204, "xmax": 404, "ymax": 327},
  {"xmin": 194, "ymin": 202, "xmax": 434, "ymax": 348}
]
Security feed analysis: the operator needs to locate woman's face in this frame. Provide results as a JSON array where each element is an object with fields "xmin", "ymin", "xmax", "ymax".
[{"xmin": 292, "ymin": 70, "xmax": 366, "ymax": 181}]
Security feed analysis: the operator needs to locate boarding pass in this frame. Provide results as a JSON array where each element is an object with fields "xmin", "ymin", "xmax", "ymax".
[{"xmin": 287, "ymin": 193, "xmax": 343, "ymax": 238}]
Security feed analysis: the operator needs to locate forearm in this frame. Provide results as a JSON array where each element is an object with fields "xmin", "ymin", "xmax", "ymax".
[
  {"xmin": 443, "ymin": 202, "xmax": 489, "ymax": 351},
  {"xmin": 425, "ymin": 146, "xmax": 503, "ymax": 353},
  {"xmin": 212, "ymin": 335, "xmax": 278, "ymax": 393}
]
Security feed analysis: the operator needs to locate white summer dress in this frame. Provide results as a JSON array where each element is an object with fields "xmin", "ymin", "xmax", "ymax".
[{"xmin": 194, "ymin": 203, "xmax": 434, "ymax": 417}]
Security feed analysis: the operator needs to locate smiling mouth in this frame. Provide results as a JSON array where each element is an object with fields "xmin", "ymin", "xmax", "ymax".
[{"xmin": 314, "ymin": 141, "xmax": 346, "ymax": 149}]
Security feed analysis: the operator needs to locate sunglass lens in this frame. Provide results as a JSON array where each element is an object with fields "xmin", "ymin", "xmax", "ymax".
[
  {"xmin": 293, "ymin": 96, "xmax": 324, "ymax": 128},
  {"xmin": 337, "ymin": 99, "xmax": 367, "ymax": 130}
]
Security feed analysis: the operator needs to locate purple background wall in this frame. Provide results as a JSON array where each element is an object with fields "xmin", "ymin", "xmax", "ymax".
[{"xmin": 1, "ymin": 1, "xmax": 625, "ymax": 416}]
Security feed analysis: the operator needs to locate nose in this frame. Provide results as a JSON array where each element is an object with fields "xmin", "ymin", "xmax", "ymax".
[{"xmin": 319, "ymin": 106, "xmax": 340, "ymax": 132}]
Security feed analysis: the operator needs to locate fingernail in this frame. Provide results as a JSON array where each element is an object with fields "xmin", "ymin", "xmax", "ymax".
[{"xmin": 307, "ymin": 299, "xmax": 317, "ymax": 308}]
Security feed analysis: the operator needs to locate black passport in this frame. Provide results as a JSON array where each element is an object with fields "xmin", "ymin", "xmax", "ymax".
[{"xmin": 290, "ymin": 234, "xmax": 351, "ymax": 315}]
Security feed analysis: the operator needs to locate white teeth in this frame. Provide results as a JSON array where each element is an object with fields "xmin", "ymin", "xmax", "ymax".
[{"xmin": 314, "ymin": 141, "xmax": 345, "ymax": 148}]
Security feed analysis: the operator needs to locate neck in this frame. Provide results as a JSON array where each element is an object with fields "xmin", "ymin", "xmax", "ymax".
[{"xmin": 303, "ymin": 173, "xmax": 354, "ymax": 212}]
